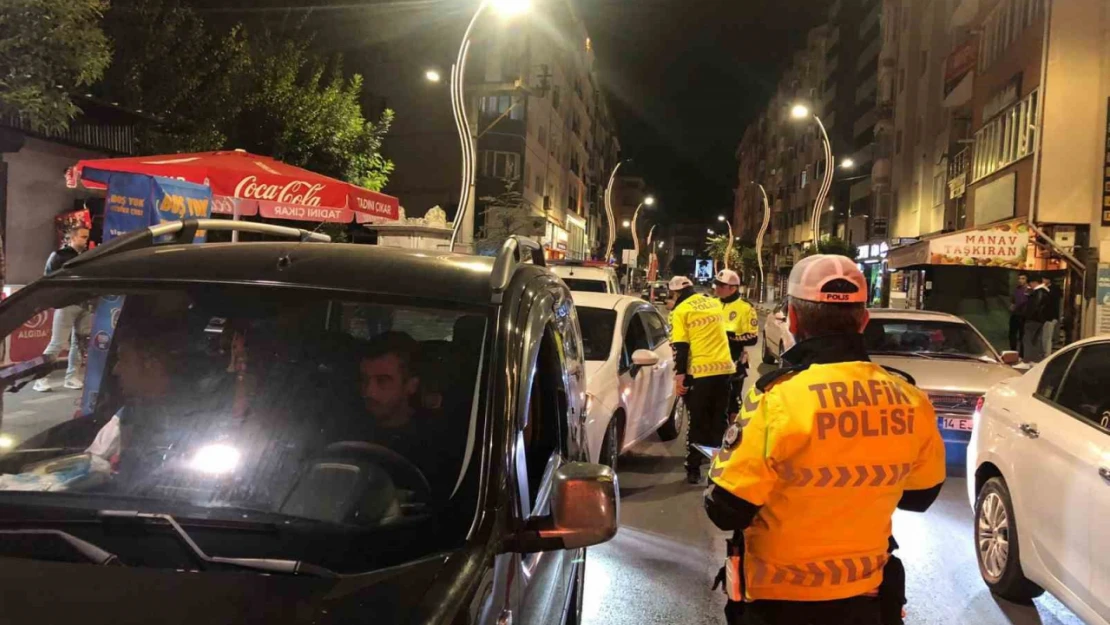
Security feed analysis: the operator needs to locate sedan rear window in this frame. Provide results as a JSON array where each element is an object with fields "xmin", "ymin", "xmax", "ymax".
[
  {"xmin": 576, "ymin": 307, "xmax": 616, "ymax": 361},
  {"xmin": 562, "ymin": 278, "xmax": 609, "ymax": 293},
  {"xmin": 863, "ymin": 319, "xmax": 994, "ymax": 361}
]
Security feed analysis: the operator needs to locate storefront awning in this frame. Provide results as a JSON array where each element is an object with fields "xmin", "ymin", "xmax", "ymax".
[{"xmin": 888, "ymin": 219, "xmax": 1032, "ymax": 271}]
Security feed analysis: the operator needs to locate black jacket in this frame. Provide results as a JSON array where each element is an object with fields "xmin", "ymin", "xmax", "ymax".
[
  {"xmin": 1024, "ymin": 286, "xmax": 1054, "ymax": 323},
  {"xmin": 43, "ymin": 246, "xmax": 80, "ymax": 275}
]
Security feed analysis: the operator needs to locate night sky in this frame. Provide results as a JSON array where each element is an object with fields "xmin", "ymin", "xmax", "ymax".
[
  {"xmin": 574, "ymin": 0, "xmax": 828, "ymax": 225},
  {"xmin": 190, "ymin": 0, "xmax": 829, "ymax": 225}
]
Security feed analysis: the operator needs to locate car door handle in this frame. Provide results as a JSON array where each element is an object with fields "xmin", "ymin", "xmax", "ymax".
[
  {"xmin": 1019, "ymin": 423, "xmax": 1040, "ymax": 439},
  {"xmin": 1100, "ymin": 468, "xmax": 1110, "ymax": 484}
]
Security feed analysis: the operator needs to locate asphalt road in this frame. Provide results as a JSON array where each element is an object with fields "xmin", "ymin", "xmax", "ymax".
[{"xmin": 582, "ymin": 334, "xmax": 1084, "ymax": 625}]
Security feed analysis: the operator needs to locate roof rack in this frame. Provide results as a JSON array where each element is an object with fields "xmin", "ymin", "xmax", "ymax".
[
  {"xmin": 490, "ymin": 236, "xmax": 545, "ymax": 303},
  {"xmin": 65, "ymin": 219, "xmax": 331, "ymax": 269}
]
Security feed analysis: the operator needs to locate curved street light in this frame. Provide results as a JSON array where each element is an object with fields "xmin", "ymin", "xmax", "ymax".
[
  {"xmin": 604, "ymin": 160, "xmax": 628, "ymax": 262},
  {"xmin": 790, "ymin": 103, "xmax": 834, "ymax": 246},
  {"xmin": 630, "ymin": 195, "xmax": 656, "ymax": 262},
  {"xmin": 717, "ymin": 214, "xmax": 735, "ymax": 270},
  {"xmin": 753, "ymin": 182, "xmax": 771, "ymax": 303},
  {"xmin": 448, "ymin": 0, "xmax": 532, "ymax": 252}
]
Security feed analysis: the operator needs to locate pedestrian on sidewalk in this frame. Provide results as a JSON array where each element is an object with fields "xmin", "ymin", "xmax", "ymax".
[
  {"xmin": 32, "ymin": 225, "xmax": 91, "ymax": 392},
  {"xmin": 1008, "ymin": 273, "xmax": 1029, "ymax": 357},
  {"xmin": 666, "ymin": 275, "xmax": 735, "ymax": 484},
  {"xmin": 1042, "ymin": 276, "xmax": 1061, "ymax": 357},
  {"xmin": 703, "ymin": 254, "xmax": 945, "ymax": 625},
  {"xmin": 1022, "ymin": 275, "xmax": 1052, "ymax": 364}
]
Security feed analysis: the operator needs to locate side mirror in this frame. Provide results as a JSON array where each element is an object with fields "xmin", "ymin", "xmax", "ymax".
[
  {"xmin": 1000, "ymin": 350, "xmax": 1021, "ymax": 365},
  {"xmin": 773, "ymin": 311, "xmax": 787, "ymax": 322},
  {"xmin": 631, "ymin": 349, "xmax": 660, "ymax": 367},
  {"xmin": 506, "ymin": 462, "xmax": 619, "ymax": 553}
]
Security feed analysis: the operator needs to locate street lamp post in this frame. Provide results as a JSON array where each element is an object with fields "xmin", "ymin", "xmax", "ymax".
[
  {"xmin": 448, "ymin": 0, "xmax": 532, "ymax": 253},
  {"xmin": 753, "ymin": 182, "xmax": 771, "ymax": 303},
  {"xmin": 630, "ymin": 195, "xmax": 655, "ymax": 261},
  {"xmin": 717, "ymin": 214, "xmax": 734, "ymax": 270},
  {"xmin": 790, "ymin": 104, "xmax": 834, "ymax": 246},
  {"xmin": 603, "ymin": 160, "xmax": 627, "ymax": 263}
]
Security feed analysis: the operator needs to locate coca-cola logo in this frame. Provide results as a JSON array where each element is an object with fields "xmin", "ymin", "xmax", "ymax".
[
  {"xmin": 24, "ymin": 311, "xmax": 49, "ymax": 330},
  {"xmin": 234, "ymin": 176, "xmax": 326, "ymax": 207}
]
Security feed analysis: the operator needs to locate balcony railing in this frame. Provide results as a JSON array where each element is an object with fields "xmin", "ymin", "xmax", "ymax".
[{"xmin": 1, "ymin": 114, "xmax": 136, "ymax": 155}]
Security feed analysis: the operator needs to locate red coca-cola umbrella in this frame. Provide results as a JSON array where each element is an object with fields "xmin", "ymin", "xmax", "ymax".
[{"xmin": 67, "ymin": 149, "xmax": 399, "ymax": 223}]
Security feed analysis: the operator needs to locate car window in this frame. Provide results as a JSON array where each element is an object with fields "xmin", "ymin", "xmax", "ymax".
[
  {"xmin": 562, "ymin": 278, "xmax": 609, "ymax": 293},
  {"xmin": 1035, "ymin": 348, "xmax": 1077, "ymax": 402},
  {"xmin": 1054, "ymin": 344, "xmax": 1110, "ymax": 431},
  {"xmin": 0, "ymin": 284, "xmax": 487, "ymax": 572},
  {"xmin": 862, "ymin": 319, "xmax": 995, "ymax": 361},
  {"xmin": 624, "ymin": 312, "xmax": 651, "ymax": 356},
  {"xmin": 642, "ymin": 309, "xmax": 668, "ymax": 347},
  {"xmin": 576, "ymin": 307, "xmax": 617, "ymax": 361}
]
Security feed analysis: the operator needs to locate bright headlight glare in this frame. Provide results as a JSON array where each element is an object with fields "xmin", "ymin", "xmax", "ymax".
[
  {"xmin": 0, "ymin": 435, "xmax": 14, "ymax": 449},
  {"xmin": 191, "ymin": 444, "xmax": 240, "ymax": 475}
]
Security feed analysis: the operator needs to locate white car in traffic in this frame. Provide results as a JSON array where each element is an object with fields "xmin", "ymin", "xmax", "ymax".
[
  {"xmin": 967, "ymin": 336, "xmax": 1110, "ymax": 625},
  {"xmin": 573, "ymin": 292, "xmax": 681, "ymax": 469},
  {"xmin": 760, "ymin": 297, "xmax": 794, "ymax": 364}
]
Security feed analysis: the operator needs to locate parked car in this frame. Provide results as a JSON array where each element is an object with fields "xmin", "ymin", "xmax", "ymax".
[
  {"xmin": 572, "ymin": 292, "xmax": 681, "ymax": 470},
  {"xmin": 863, "ymin": 309, "xmax": 1022, "ymax": 471},
  {"xmin": 643, "ymin": 280, "xmax": 669, "ymax": 304},
  {"xmin": 761, "ymin": 297, "xmax": 794, "ymax": 364},
  {"xmin": 551, "ymin": 262, "xmax": 620, "ymax": 294},
  {"xmin": 967, "ymin": 336, "xmax": 1110, "ymax": 625},
  {"xmin": 0, "ymin": 224, "xmax": 617, "ymax": 625}
]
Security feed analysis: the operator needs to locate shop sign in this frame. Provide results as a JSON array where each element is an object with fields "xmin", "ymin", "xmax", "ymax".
[
  {"xmin": 872, "ymin": 217, "xmax": 888, "ymax": 237},
  {"xmin": 1102, "ymin": 98, "xmax": 1110, "ymax": 227},
  {"xmin": 7, "ymin": 310, "xmax": 54, "ymax": 363},
  {"xmin": 948, "ymin": 173, "xmax": 967, "ymax": 199},
  {"xmin": 1098, "ymin": 266, "xmax": 1110, "ymax": 336},
  {"xmin": 928, "ymin": 220, "xmax": 1031, "ymax": 268}
]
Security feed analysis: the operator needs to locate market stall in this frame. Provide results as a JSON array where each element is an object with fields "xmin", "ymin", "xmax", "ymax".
[{"xmin": 67, "ymin": 149, "xmax": 400, "ymax": 225}]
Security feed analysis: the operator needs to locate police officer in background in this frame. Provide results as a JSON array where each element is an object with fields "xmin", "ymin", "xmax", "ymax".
[
  {"xmin": 714, "ymin": 270, "xmax": 759, "ymax": 420},
  {"xmin": 703, "ymin": 255, "xmax": 946, "ymax": 625},
  {"xmin": 667, "ymin": 275, "xmax": 736, "ymax": 484}
]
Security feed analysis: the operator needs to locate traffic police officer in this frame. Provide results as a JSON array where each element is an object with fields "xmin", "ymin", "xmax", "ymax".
[
  {"xmin": 667, "ymin": 275, "xmax": 736, "ymax": 484},
  {"xmin": 713, "ymin": 269, "xmax": 759, "ymax": 420},
  {"xmin": 703, "ymin": 255, "xmax": 946, "ymax": 625}
]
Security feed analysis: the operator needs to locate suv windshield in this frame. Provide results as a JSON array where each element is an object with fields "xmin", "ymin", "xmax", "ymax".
[
  {"xmin": 863, "ymin": 319, "xmax": 995, "ymax": 361},
  {"xmin": 0, "ymin": 284, "xmax": 486, "ymax": 572}
]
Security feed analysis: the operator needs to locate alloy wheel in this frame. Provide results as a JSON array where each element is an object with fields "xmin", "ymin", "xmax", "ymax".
[{"xmin": 978, "ymin": 491, "xmax": 1010, "ymax": 582}]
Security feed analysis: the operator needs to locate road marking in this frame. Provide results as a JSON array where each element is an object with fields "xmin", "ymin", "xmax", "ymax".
[
  {"xmin": 3, "ymin": 410, "xmax": 35, "ymax": 420},
  {"xmin": 24, "ymin": 394, "xmax": 72, "ymax": 405}
]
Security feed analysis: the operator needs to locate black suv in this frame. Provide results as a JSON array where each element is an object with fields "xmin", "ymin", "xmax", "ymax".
[{"xmin": 0, "ymin": 221, "xmax": 617, "ymax": 625}]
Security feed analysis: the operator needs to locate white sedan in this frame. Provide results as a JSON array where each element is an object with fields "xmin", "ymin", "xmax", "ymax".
[
  {"xmin": 573, "ymin": 292, "xmax": 681, "ymax": 470},
  {"xmin": 967, "ymin": 336, "xmax": 1110, "ymax": 625}
]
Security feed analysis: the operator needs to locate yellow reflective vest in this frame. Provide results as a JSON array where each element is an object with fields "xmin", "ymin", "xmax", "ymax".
[
  {"xmin": 709, "ymin": 361, "xmax": 946, "ymax": 602},
  {"xmin": 721, "ymin": 296, "xmax": 759, "ymax": 338},
  {"xmin": 670, "ymin": 294, "xmax": 736, "ymax": 378}
]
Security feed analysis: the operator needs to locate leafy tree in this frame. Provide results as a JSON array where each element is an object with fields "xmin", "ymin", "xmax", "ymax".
[
  {"xmin": 93, "ymin": 0, "xmax": 249, "ymax": 152},
  {"xmin": 474, "ymin": 181, "xmax": 545, "ymax": 256},
  {"xmin": 0, "ymin": 0, "xmax": 111, "ymax": 132},
  {"xmin": 704, "ymin": 234, "xmax": 743, "ymax": 273},
  {"xmin": 804, "ymin": 236, "xmax": 858, "ymax": 260}
]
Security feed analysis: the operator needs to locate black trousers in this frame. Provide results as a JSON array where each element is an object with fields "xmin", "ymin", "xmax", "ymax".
[
  {"xmin": 1009, "ymin": 314, "xmax": 1025, "ymax": 355},
  {"xmin": 684, "ymin": 374, "xmax": 731, "ymax": 471},
  {"xmin": 738, "ymin": 597, "xmax": 883, "ymax": 625}
]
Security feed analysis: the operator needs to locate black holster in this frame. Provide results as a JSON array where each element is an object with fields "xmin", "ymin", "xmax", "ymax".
[{"xmin": 712, "ymin": 530, "xmax": 746, "ymax": 624}]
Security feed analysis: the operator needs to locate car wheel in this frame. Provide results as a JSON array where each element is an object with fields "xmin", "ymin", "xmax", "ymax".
[
  {"xmin": 975, "ymin": 477, "xmax": 1044, "ymax": 601},
  {"xmin": 564, "ymin": 551, "xmax": 586, "ymax": 625},
  {"xmin": 657, "ymin": 398, "xmax": 682, "ymax": 442},
  {"xmin": 599, "ymin": 414, "xmax": 621, "ymax": 471},
  {"xmin": 761, "ymin": 331, "xmax": 776, "ymax": 365}
]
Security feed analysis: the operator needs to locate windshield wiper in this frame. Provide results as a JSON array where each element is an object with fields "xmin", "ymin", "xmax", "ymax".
[
  {"xmin": 868, "ymin": 350, "xmax": 937, "ymax": 359},
  {"xmin": 909, "ymin": 351, "xmax": 992, "ymax": 362},
  {"xmin": 98, "ymin": 510, "xmax": 338, "ymax": 578},
  {"xmin": 0, "ymin": 529, "xmax": 120, "ymax": 565}
]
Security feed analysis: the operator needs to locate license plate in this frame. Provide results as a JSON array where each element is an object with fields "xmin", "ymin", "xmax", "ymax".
[{"xmin": 941, "ymin": 417, "xmax": 974, "ymax": 432}]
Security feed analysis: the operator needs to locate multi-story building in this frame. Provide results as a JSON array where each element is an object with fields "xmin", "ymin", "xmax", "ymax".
[
  {"xmin": 361, "ymin": 1, "xmax": 619, "ymax": 261},
  {"xmin": 878, "ymin": 0, "xmax": 1110, "ymax": 343}
]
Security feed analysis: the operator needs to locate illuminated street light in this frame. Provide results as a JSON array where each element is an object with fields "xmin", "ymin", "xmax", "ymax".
[
  {"xmin": 717, "ymin": 215, "xmax": 726, "ymax": 222},
  {"xmin": 707, "ymin": 228, "xmax": 715, "ymax": 235},
  {"xmin": 449, "ymin": 0, "xmax": 532, "ymax": 252},
  {"xmin": 644, "ymin": 195, "xmax": 656, "ymax": 206},
  {"xmin": 622, "ymin": 220, "xmax": 631, "ymax": 228},
  {"xmin": 840, "ymin": 158, "xmax": 856, "ymax": 169},
  {"xmin": 789, "ymin": 102, "xmax": 833, "ymax": 244},
  {"xmin": 491, "ymin": 0, "xmax": 532, "ymax": 17},
  {"xmin": 425, "ymin": 69, "xmax": 442, "ymax": 83},
  {"xmin": 631, "ymin": 196, "xmax": 658, "ymax": 260}
]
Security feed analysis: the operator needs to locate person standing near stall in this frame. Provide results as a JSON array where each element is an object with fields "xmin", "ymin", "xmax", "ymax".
[
  {"xmin": 667, "ymin": 275, "xmax": 735, "ymax": 484},
  {"xmin": 33, "ymin": 225, "xmax": 91, "ymax": 392}
]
